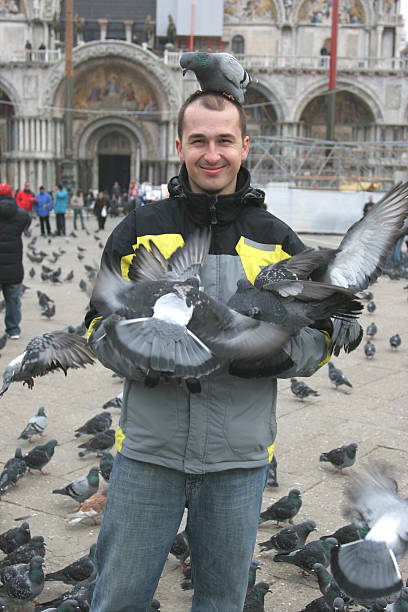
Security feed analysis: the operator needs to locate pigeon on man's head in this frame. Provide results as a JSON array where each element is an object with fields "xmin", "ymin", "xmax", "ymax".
[
  {"xmin": 273, "ymin": 537, "xmax": 338, "ymax": 575},
  {"xmin": 364, "ymin": 339, "xmax": 376, "ymax": 359},
  {"xmin": 259, "ymin": 488, "xmax": 302, "ymax": 526},
  {"xmin": 290, "ymin": 378, "xmax": 319, "ymax": 401},
  {"xmin": 258, "ymin": 520, "xmax": 317, "ymax": 553},
  {"xmin": 52, "ymin": 466, "xmax": 100, "ymax": 503},
  {"xmin": 74, "ymin": 412, "xmax": 112, "ymax": 437},
  {"xmin": 0, "ymin": 555, "xmax": 44, "ymax": 606},
  {"xmin": 0, "ymin": 448, "xmax": 27, "ymax": 494},
  {"xmin": 328, "ymin": 362, "xmax": 352, "ymax": 389},
  {"xmin": 45, "ymin": 543, "xmax": 97, "ymax": 585},
  {"xmin": 77, "ymin": 429, "xmax": 115, "ymax": 457},
  {"xmin": 180, "ymin": 51, "xmax": 251, "ymax": 103},
  {"xmin": 320, "ymin": 443, "xmax": 358, "ymax": 473},
  {"xmin": 24, "ymin": 439, "xmax": 58, "ymax": 475},
  {"xmin": 330, "ymin": 464, "xmax": 406, "ymax": 601},
  {"xmin": 18, "ymin": 406, "xmax": 48, "ymax": 442},
  {"xmin": 389, "ymin": 334, "xmax": 401, "ymax": 350},
  {"xmin": 0, "ymin": 522, "xmax": 31, "ymax": 554},
  {"xmin": 0, "ymin": 331, "xmax": 95, "ymax": 397}
]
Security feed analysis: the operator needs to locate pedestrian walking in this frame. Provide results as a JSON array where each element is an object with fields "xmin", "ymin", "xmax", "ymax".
[
  {"xmin": 94, "ymin": 192, "xmax": 110, "ymax": 231},
  {"xmin": 0, "ymin": 183, "xmax": 30, "ymax": 339},
  {"xmin": 34, "ymin": 186, "xmax": 53, "ymax": 236},
  {"xmin": 71, "ymin": 189, "xmax": 86, "ymax": 230},
  {"xmin": 54, "ymin": 184, "xmax": 68, "ymax": 236}
]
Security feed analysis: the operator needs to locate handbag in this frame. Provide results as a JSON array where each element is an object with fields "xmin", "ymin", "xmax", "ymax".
[{"xmin": 101, "ymin": 205, "xmax": 107, "ymax": 218}]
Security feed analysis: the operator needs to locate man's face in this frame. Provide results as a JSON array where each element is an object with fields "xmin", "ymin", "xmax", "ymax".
[{"xmin": 176, "ymin": 100, "xmax": 249, "ymax": 196}]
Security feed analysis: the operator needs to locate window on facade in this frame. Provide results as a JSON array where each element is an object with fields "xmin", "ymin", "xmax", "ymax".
[
  {"xmin": 84, "ymin": 21, "xmax": 100, "ymax": 42},
  {"xmin": 106, "ymin": 21, "xmax": 126, "ymax": 40},
  {"xmin": 231, "ymin": 35, "xmax": 245, "ymax": 55}
]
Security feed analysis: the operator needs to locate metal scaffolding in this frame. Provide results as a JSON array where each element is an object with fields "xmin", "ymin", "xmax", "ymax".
[{"xmin": 246, "ymin": 136, "xmax": 408, "ymax": 191}]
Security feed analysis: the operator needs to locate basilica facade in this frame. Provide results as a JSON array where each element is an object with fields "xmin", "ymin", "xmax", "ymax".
[{"xmin": 0, "ymin": 0, "xmax": 406, "ymax": 193}]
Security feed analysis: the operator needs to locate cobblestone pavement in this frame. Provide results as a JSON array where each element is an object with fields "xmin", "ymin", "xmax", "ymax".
[{"xmin": 0, "ymin": 217, "xmax": 407, "ymax": 611}]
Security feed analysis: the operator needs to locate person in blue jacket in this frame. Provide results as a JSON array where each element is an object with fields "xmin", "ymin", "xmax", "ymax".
[
  {"xmin": 34, "ymin": 186, "xmax": 53, "ymax": 236},
  {"xmin": 54, "ymin": 183, "xmax": 68, "ymax": 236}
]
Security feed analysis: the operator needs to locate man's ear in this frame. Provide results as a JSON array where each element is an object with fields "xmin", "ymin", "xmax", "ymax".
[
  {"xmin": 176, "ymin": 138, "xmax": 184, "ymax": 163},
  {"xmin": 241, "ymin": 136, "xmax": 250, "ymax": 162}
]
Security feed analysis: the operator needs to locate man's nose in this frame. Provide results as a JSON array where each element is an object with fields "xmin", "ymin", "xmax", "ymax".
[{"xmin": 203, "ymin": 143, "xmax": 221, "ymax": 164}]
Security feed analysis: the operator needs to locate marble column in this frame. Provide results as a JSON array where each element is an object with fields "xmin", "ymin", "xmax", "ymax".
[
  {"xmin": 124, "ymin": 20, "xmax": 133, "ymax": 43},
  {"xmin": 36, "ymin": 119, "xmax": 41, "ymax": 152},
  {"xmin": 98, "ymin": 19, "xmax": 108, "ymax": 41}
]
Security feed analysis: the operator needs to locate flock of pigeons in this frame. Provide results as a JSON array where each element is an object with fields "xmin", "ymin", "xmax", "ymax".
[{"xmin": 0, "ymin": 175, "xmax": 407, "ymax": 610}]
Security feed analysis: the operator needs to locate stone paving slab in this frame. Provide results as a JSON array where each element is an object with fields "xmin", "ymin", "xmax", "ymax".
[{"xmin": 0, "ymin": 221, "xmax": 407, "ymax": 611}]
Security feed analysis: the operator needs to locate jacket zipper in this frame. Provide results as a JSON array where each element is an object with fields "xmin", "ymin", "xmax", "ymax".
[{"xmin": 209, "ymin": 196, "xmax": 218, "ymax": 225}]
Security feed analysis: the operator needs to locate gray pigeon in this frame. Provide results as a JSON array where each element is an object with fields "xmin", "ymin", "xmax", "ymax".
[
  {"xmin": 367, "ymin": 301, "xmax": 376, "ymax": 313},
  {"xmin": 366, "ymin": 322, "xmax": 377, "ymax": 338},
  {"xmin": 99, "ymin": 452, "xmax": 114, "ymax": 483},
  {"xmin": 290, "ymin": 378, "xmax": 319, "ymax": 401},
  {"xmin": 0, "ymin": 536, "xmax": 45, "ymax": 573},
  {"xmin": 243, "ymin": 581, "xmax": 271, "ymax": 612},
  {"xmin": 0, "ymin": 332, "xmax": 95, "ymax": 397},
  {"xmin": 170, "ymin": 531, "xmax": 189, "ymax": 566},
  {"xmin": 273, "ymin": 537, "xmax": 338, "ymax": 574},
  {"xmin": 45, "ymin": 544, "xmax": 97, "ymax": 585},
  {"xmin": 180, "ymin": 51, "xmax": 251, "ymax": 103},
  {"xmin": 102, "ymin": 391, "xmax": 123, "ymax": 410},
  {"xmin": 24, "ymin": 439, "xmax": 58, "ymax": 475},
  {"xmin": 0, "ymin": 447, "xmax": 27, "ymax": 494},
  {"xmin": 41, "ymin": 601, "xmax": 81, "ymax": 612},
  {"xmin": 313, "ymin": 563, "xmax": 353, "ymax": 608},
  {"xmin": 328, "ymin": 362, "xmax": 352, "ymax": 389},
  {"xmin": 77, "ymin": 430, "xmax": 115, "ymax": 457},
  {"xmin": 74, "ymin": 412, "xmax": 112, "ymax": 437},
  {"xmin": 52, "ymin": 467, "xmax": 100, "ymax": 503},
  {"xmin": 389, "ymin": 334, "xmax": 401, "ymax": 350},
  {"xmin": 0, "ymin": 555, "xmax": 44, "ymax": 606},
  {"xmin": 320, "ymin": 443, "xmax": 358, "ymax": 473},
  {"xmin": 330, "ymin": 465, "xmax": 406, "ymax": 600},
  {"xmin": 364, "ymin": 339, "xmax": 376, "ymax": 358},
  {"xmin": 0, "ymin": 523, "xmax": 31, "ymax": 554},
  {"xmin": 266, "ymin": 455, "xmax": 278, "ymax": 488},
  {"xmin": 18, "ymin": 406, "xmax": 48, "ymax": 442},
  {"xmin": 258, "ymin": 520, "xmax": 317, "ymax": 553},
  {"xmin": 259, "ymin": 489, "xmax": 302, "ymax": 526},
  {"xmin": 320, "ymin": 523, "xmax": 368, "ymax": 545}
]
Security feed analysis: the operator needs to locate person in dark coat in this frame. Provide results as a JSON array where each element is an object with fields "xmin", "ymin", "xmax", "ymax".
[
  {"xmin": 0, "ymin": 183, "xmax": 30, "ymax": 339},
  {"xmin": 94, "ymin": 191, "xmax": 110, "ymax": 231}
]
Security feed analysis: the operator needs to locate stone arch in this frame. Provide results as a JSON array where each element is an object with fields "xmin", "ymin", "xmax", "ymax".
[
  {"xmin": 77, "ymin": 117, "xmax": 151, "ymax": 160},
  {"xmin": 41, "ymin": 40, "xmax": 181, "ymax": 115},
  {"xmin": 245, "ymin": 80, "xmax": 288, "ymax": 125},
  {"xmin": 0, "ymin": 77, "xmax": 22, "ymax": 116},
  {"xmin": 293, "ymin": 78, "xmax": 384, "ymax": 124}
]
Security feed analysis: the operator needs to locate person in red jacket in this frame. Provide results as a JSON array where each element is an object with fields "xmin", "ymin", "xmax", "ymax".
[{"xmin": 16, "ymin": 180, "xmax": 37, "ymax": 212}]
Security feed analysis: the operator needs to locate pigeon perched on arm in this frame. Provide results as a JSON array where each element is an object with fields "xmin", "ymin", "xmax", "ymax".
[
  {"xmin": 45, "ymin": 544, "xmax": 97, "ymax": 585},
  {"xmin": 259, "ymin": 520, "xmax": 317, "ymax": 553},
  {"xmin": 0, "ymin": 332, "xmax": 95, "ymax": 397},
  {"xmin": 18, "ymin": 406, "xmax": 48, "ymax": 442},
  {"xmin": 328, "ymin": 362, "xmax": 352, "ymax": 389},
  {"xmin": 74, "ymin": 412, "xmax": 112, "ymax": 437},
  {"xmin": 180, "ymin": 51, "xmax": 251, "ymax": 103},
  {"xmin": 52, "ymin": 467, "xmax": 100, "ymax": 503},
  {"xmin": 330, "ymin": 465, "xmax": 406, "ymax": 600},
  {"xmin": 77, "ymin": 430, "xmax": 115, "ymax": 457},
  {"xmin": 259, "ymin": 489, "xmax": 302, "ymax": 526},
  {"xmin": 0, "ymin": 447, "xmax": 27, "ymax": 494},
  {"xmin": 319, "ymin": 443, "xmax": 358, "ymax": 474},
  {"xmin": 24, "ymin": 439, "xmax": 58, "ymax": 475},
  {"xmin": 0, "ymin": 522, "xmax": 31, "ymax": 554}
]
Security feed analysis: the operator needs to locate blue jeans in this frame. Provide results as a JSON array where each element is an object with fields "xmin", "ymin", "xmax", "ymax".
[
  {"xmin": 73, "ymin": 209, "xmax": 85, "ymax": 230},
  {"xmin": 90, "ymin": 454, "xmax": 268, "ymax": 612},
  {"xmin": 56, "ymin": 212, "xmax": 66, "ymax": 235},
  {"xmin": 1, "ymin": 282, "xmax": 22, "ymax": 336}
]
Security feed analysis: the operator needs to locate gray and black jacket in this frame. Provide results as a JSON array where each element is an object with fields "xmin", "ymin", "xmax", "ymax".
[{"xmin": 85, "ymin": 166, "xmax": 330, "ymax": 474}]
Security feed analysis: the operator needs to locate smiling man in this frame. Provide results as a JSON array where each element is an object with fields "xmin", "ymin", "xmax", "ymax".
[{"xmin": 86, "ymin": 90, "xmax": 331, "ymax": 612}]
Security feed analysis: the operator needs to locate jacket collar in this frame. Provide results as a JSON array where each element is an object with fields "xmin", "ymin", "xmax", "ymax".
[{"xmin": 167, "ymin": 165, "xmax": 265, "ymax": 226}]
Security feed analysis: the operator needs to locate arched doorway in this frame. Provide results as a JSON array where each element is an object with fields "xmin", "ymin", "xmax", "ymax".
[
  {"xmin": 299, "ymin": 91, "xmax": 375, "ymax": 140},
  {"xmin": 244, "ymin": 87, "xmax": 278, "ymax": 137},
  {"xmin": 97, "ymin": 131, "xmax": 131, "ymax": 194}
]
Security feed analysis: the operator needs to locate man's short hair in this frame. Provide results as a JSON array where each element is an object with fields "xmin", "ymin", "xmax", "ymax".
[
  {"xmin": 39, "ymin": 185, "xmax": 44, "ymax": 190},
  {"xmin": 177, "ymin": 91, "xmax": 247, "ymax": 142}
]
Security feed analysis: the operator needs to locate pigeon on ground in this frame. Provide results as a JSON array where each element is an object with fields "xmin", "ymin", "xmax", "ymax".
[
  {"xmin": 40, "ymin": 600, "xmax": 81, "ymax": 612},
  {"xmin": 180, "ymin": 562, "xmax": 193, "ymax": 591},
  {"xmin": 34, "ymin": 579, "xmax": 94, "ymax": 611},
  {"xmin": 367, "ymin": 301, "xmax": 376, "ymax": 313},
  {"xmin": 266, "ymin": 454, "xmax": 278, "ymax": 487},
  {"xmin": 389, "ymin": 334, "xmax": 401, "ymax": 350},
  {"xmin": 180, "ymin": 51, "xmax": 251, "ymax": 103},
  {"xmin": 0, "ymin": 448, "xmax": 27, "ymax": 494},
  {"xmin": 273, "ymin": 538, "xmax": 338, "ymax": 575},
  {"xmin": 52, "ymin": 467, "xmax": 100, "ymax": 503},
  {"xmin": 170, "ymin": 531, "xmax": 190, "ymax": 566},
  {"xmin": 366, "ymin": 323, "xmax": 378, "ymax": 338},
  {"xmin": 37, "ymin": 290, "xmax": 54, "ymax": 309},
  {"xmin": 64, "ymin": 270, "xmax": 74, "ymax": 282},
  {"xmin": 298, "ymin": 595, "xmax": 332, "ymax": 611},
  {"xmin": 45, "ymin": 544, "xmax": 97, "ymax": 585},
  {"xmin": 384, "ymin": 587, "xmax": 408, "ymax": 611},
  {"xmin": 24, "ymin": 439, "xmax": 58, "ymax": 475},
  {"xmin": 247, "ymin": 560, "xmax": 261, "ymax": 593},
  {"xmin": 0, "ymin": 334, "xmax": 7, "ymax": 350},
  {"xmin": 328, "ymin": 362, "xmax": 352, "ymax": 389},
  {"xmin": 77, "ymin": 429, "xmax": 115, "ymax": 457},
  {"xmin": 102, "ymin": 391, "xmax": 123, "ymax": 410},
  {"xmin": 29, "ymin": 267, "xmax": 36, "ymax": 278},
  {"xmin": 320, "ymin": 523, "xmax": 368, "ymax": 545},
  {"xmin": 74, "ymin": 412, "xmax": 112, "ymax": 437},
  {"xmin": 18, "ymin": 406, "xmax": 48, "ymax": 442},
  {"xmin": 99, "ymin": 452, "xmax": 114, "ymax": 482},
  {"xmin": 313, "ymin": 563, "xmax": 353, "ymax": 608},
  {"xmin": 364, "ymin": 340, "xmax": 376, "ymax": 358},
  {"xmin": 0, "ymin": 523, "xmax": 31, "ymax": 554},
  {"xmin": 258, "ymin": 520, "xmax": 317, "ymax": 553},
  {"xmin": 320, "ymin": 443, "xmax": 358, "ymax": 473},
  {"xmin": 331, "ymin": 464, "xmax": 406, "ymax": 600},
  {"xmin": 290, "ymin": 378, "xmax": 319, "ymax": 401},
  {"xmin": 0, "ymin": 555, "xmax": 44, "ymax": 606},
  {"xmin": 243, "ymin": 581, "xmax": 271, "ymax": 612},
  {"xmin": 68, "ymin": 489, "xmax": 108, "ymax": 525},
  {"xmin": 0, "ymin": 332, "xmax": 95, "ymax": 396},
  {"xmin": 259, "ymin": 489, "xmax": 302, "ymax": 526},
  {"xmin": 79, "ymin": 279, "xmax": 87, "ymax": 293},
  {"xmin": 360, "ymin": 291, "xmax": 373, "ymax": 301},
  {"xmin": 0, "ymin": 536, "xmax": 46, "ymax": 573},
  {"xmin": 41, "ymin": 303, "xmax": 56, "ymax": 318}
]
